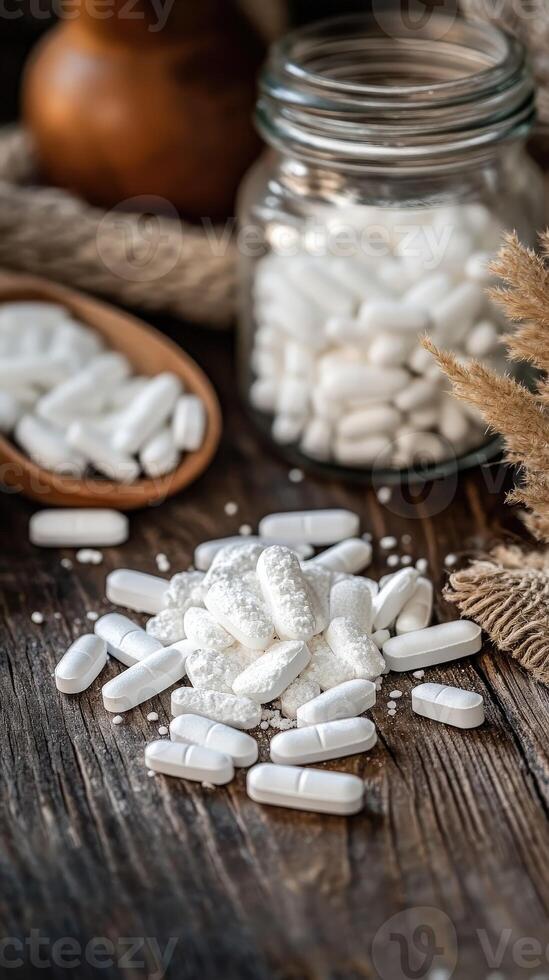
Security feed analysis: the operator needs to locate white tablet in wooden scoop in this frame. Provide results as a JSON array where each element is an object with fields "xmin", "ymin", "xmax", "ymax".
[
  {"xmin": 383, "ymin": 620, "xmax": 482, "ymax": 672},
  {"xmin": 412, "ymin": 683, "xmax": 485, "ymax": 729}
]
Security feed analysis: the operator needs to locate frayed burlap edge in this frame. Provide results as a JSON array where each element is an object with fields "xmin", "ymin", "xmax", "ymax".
[{"xmin": 445, "ymin": 545, "xmax": 549, "ymax": 686}]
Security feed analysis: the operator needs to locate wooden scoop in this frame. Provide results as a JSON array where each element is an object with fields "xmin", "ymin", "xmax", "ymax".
[{"xmin": 0, "ymin": 273, "xmax": 222, "ymax": 510}]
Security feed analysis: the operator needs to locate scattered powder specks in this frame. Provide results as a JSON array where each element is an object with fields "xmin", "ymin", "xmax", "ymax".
[
  {"xmin": 60, "ymin": 558, "xmax": 73, "ymax": 570},
  {"xmin": 147, "ymin": 770, "xmax": 155, "ymax": 778},
  {"xmin": 112, "ymin": 716, "xmax": 124, "ymax": 726},
  {"xmin": 147, "ymin": 712, "xmax": 159, "ymax": 722},
  {"xmin": 54, "ymin": 612, "xmax": 62, "ymax": 621},
  {"xmin": 239, "ymin": 524, "xmax": 253, "ymax": 537},
  {"xmin": 400, "ymin": 555, "xmax": 413, "ymax": 566},
  {"xmin": 387, "ymin": 555, "xmax": 400, "ymax": 568},
  {"xmin": 401, "ymin": 534, "xmax": 412, "ymax": 547},
  {"xmin": 390, "ymin": 690, "xmax": 403, "ymax": 699},
  {"xmin": 155, "ymin": 553, "xmax": 171, "ymax": 573},
  {"xmin": 202, "ymin": 782, "xmax": 216, "ymax": 790},
  {"xmin": 86, "ymin": 611, "xmax": 99, "ymax": 622},
  {"xmin": 388, "ymin": 709, "xmax": 397, "ymax": 718},
  {"xmin": 377, "ymin": 487, "xmax": 392, "ymax": 505},
  {"xmin": 380, "ymin": 536, "xmax": 398, "ymax": 551},
  {"xmin": 375, "ymin": 679, "xmax": 383, "ymax": 691},
  {"xmin": 288, "ymin": 468, "xmax": 304, "ymax": 484},
  {"xmin": 416, "ymin": 558, "xmax": 429, "ymax": 574},
  {"xmin": 31, "ymin": 612, "xmax": 44, "ymax": 625},
  {"xmin": 260, "ymin": 722, "xmax": 269, "ymax": 731},
  {"xmin": 224, "ymin": 501, "xmax": 239, "ymax": 516},
  {"xmin": 445, "ymin": 553, "xmax": 458, "ymax": 568},
  {"xmin": 413, "ymin": 670, "xmax": 425, "ymax": 680},
  {"xmin": 158, "ymin": 726, "xmax": 169, "ymax": 736},
  {"xmin": 76, "ymin": 549, "xmax": 103, "ymax": 565},
  {"xmin": 387, "ymin": 701, "xmax": 397, "ymax": 711}
]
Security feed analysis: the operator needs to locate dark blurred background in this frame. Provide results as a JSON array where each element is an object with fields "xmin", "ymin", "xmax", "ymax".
[{"xmin": 0, "ymin": 0, "xmax": 371, "ymax": 125}]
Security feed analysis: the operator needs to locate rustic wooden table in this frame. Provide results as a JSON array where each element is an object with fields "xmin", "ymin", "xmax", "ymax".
[{"xmin": 1, "ymin": 321, "xmax": 549, "ymax": 980}]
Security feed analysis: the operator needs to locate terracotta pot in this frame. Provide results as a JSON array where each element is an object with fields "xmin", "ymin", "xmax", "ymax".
[{"xmin": 23, "ymin": 1, "xmax": 264, "ymax": 221}]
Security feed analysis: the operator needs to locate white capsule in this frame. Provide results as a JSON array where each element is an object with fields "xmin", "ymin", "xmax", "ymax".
[
  {"xmin": 325, "ymin": 617, "xmax": 385, "ymax": 681},
  {"xmin": 393, "ymin": 430, "xmax": 447, "ymax": 467},
  {"xmin": 170, "ymin": 714, "xmax": 258, "ymax": 767},
  {"xmin": 276, "ymin": 376, "xmax": 309, "ymax": 417},
  {"xmin": 405, "ymin": 273, "xmax": 453, "ymax": 310},
  {"xmin": 383, "ymin": 620, "xmax": 482, "ymax": 672},
  {"xmin": 140, "ymin": 427, "xmax": 180, "ymax": 477},
  {"xmin": 106, "ymin": 569, "xmax": 168, "ymax": 616},
  {"xmin": 232, "ymin": 640, "xmax": 310, "ymax": 704},
  {"xmin": 271, "ymin": 716, "xmax": 376, "ymax": 766},
  {"xmin": 259, "ymin": 509, "xmax": 360, "ymax": 547},
  {"xmin": 0, "ymin": 390, "xmax": 21, "ymax": 433},
  {"xmin": 300, "ymin": 418, "xmax": 332, "ymax": 461},
  {"xmin": 296, "ymin": 678, "xmax": 376, "ymax": 727},
  {"xmin": 438, "ymin": 399, "xmax": 470, "ymax": 443},
  {"xmin": 184, "ymin": 607, "xmax": 235, "ymax": 651},
  {"xmin": 205, "ymin": 580, "xmax": 274, "ymax": 650},
  {"xmin": 367, "ymin": 333, "xmax": 415, "ymax": 367},
  {"xmin": 255, "ymin": 272, "xmax": 324, "ymax": 349},
  {"xmin": 16, "ymin": 414, "xmax": 87, "ymax": 475},
  {"xmin": 0, "ymin": 353, "xmax": 75, "ymax": 389},
  {"xmin": 247, "ymin": 763, "xmax": 364, "ymax": 815},
  {"xmin": 95, "ymin": 613, "xmax": 163, "ymax": 668},
  {"xmin": 172, "ymin": 394, "xmax": 206, "ymax": 452},
  {"xmin": 396, "ymin": 578, "xmax": 434, "ymax": 634},
  {"xmin": 112, "ymin": 373, "xmax": 183, "ymax": 455},
  {"xmin": 67, "ymin": 421, "xmax": 140, "ymax": 483},
  {"xmin": 256, "ymin": 546, "xmax": 315, "ymax": 641},
  {"xmin": 465, "ymin": 320, "xmax": 499, "ymax": 358},
  {"xmin": 145, "ymin": 739, "xmax": 234, "ymax": 784},
  {"xmin": 412, "ymin": 683, "xmax": 485, "ymax": 729},
  {"xmin": 55, "ymin": 634, "xmax": 108, "ymax": 694},
  {"xmin": 35, "ymin": 352, "xmax": 130, "ymax": 425},
  {"xmin": 465, "ymin": 251, "xmax": 495, "ymax": 284},
  {"xmin": 334, "ymin": 435, "xmax": 391, "ymax": 468},
  {"xmin": 308, "ymin": 538, "xmax": 372, "ymax": 575},
  {"xmin": 409, "ymin": 406, "xmax": 440, "ymax": 430},
  {"xmin": 250, "ymin": 378, "xmax": 277, "ymax": 413},
  {"xmin": 283, "ymin": 341, "xmax": 314, "ymax": 378},
  {"xmin": 287, "ymin": 259, "xmax": 355, "ymax": 317},
  {"xmin": 373, "ymin": 568, "xmax": 419, "ymax": 630},
  {"xmin": 102, "ymin": 641, "xmax": 191, "ymax": 713},
  {"xmin": 171, "ymin": 687, "xmax": 261, "ymax": 730},
  {"xmin": 321, "ymin": 363, "xmax": 409, "ymax": 402},
  {"xmin": 280, "ymin": 677, "xmax": 321, "ymax": 720},
  {"xmin": 408, "ymin": 345, "xmax": 437, "ymax": 375},
  {"xmin": 337, "ymin": 405, "xmax": 401, "ymax": 441},
  {"xmin": 29, "ymin": 508, "xmax": 128, "ymax": 548},
  {"xmin": 360, "ymin": 300, "xmax": 429, "ymax": 334},
  {"xmin": 330, "ymin": 578, "xmax": 373, "ymax": 633},
  {"xmin": 194, "ymin": 536, "xmax": 313, "ymax": 572},
  {"xmin": 394, "ymin": 377, "xmax": 439, "ymax": 413},
  {"xmin": 272, "ymin": 413, "xmax": 307, "ymax": 445},
  {"xmin": 432, "ymin": 282, "xmax": 485, "ymax": 343}
]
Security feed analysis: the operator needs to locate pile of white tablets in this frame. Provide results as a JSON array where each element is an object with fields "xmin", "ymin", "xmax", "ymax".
[
  {"xmin": 0, "ymin": 301, "xmax": 207, "ymax": 480},
  {"xmin": 51, "ymin": 508, "xmax": 485, "ymax": 816},
  {"xmin": 249, "ymin": 203, "xmax": 504, "ymax": 469}
]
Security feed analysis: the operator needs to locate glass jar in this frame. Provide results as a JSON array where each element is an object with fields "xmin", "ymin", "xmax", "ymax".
[{"xmin": 237, "ymin": 12, "xmax": 543, "ymax": 481}]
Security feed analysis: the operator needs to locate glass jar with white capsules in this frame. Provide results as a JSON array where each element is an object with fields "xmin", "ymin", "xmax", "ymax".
[{"xmin": 237, "ymin": 12, "xmax": 542, "ymax": 481}]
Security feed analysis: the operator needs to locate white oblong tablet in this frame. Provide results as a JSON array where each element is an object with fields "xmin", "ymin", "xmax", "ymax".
[
  {"xmin": 330, "ymin": 578, "xmax": 373, "ymax": 634},
  {"xmin": 373, "ymin": 568, "xmax": 419, "ymax": 630},
  {"xmin": 271, "ymin": 717, "xmax": 377, "ymax": 766},
  {"xmin": 171, "ymin": 687, "xmax": 261, "ymax": 731},
  {"xmin": 232, "ymin": 640, "xmax": 310, "ymax": 705},
  {"xmin": 307, "ymin": 538, "xmax": 372, "ymax": 574},
  {"xmin": 256, "ymin": 546, "xmax": 315, "ymax": 641},
  {"xmin": 396, "ymin": 577, "xmax": 434, "ymax": 635},
  {"xmin": 30, "ymin": 509, "xmax": 129, "ymax": 548},
  {"xmin": 170, "ymin": 714, "xmax": 258, "ymax": 768},
  {"xmin": 383, "ymin": 620, "xmax": 482, "ymax": 672},
  {"xmin": 194, "ymin": 537, "xmax": 313, "ymax": 571},
  {"xmin": 296, "ymin": 679, "xmax": 376, "ymax": 727},
  {"xmin": 95, "ymin": 613, "xmax": 163, "ymax": 668},
  {"xmin": 145, "ymin": 739, "xmax": 234, "ymax": 785},
  {"xmin": 102, "ymin": 641, "xmax": 192, "ymax": 713},
  {"xmin": 246, "ymin": 764, "xmax": 364, "ymax": 815},
  {"xmin": 258, "ymin": 510, "xmax": 360, "ymax": 546},
  {"xmin": 204, "ymin": 580, "xmax": 274, "ymax": 650},
  {"xmin": 55, "ymin": 634, "xmax": 108, "ymax": 694},
  {"xmin": 106, "ymin": 569, "xmax": 168, "ymax": 616},
  {"xmin": 412, "ymin": 683, "xmax": 485, "ymax": 729}
]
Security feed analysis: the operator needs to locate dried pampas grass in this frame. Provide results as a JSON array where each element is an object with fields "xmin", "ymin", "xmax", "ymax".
[{"xmin": 424, "ymin": 231, "xmax": 549, "ymax": 685}]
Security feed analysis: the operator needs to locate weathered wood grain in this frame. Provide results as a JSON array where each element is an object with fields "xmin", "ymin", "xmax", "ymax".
[{"xmin": 1, "ymin": 322, "xmax": 549, "ymax": 980}]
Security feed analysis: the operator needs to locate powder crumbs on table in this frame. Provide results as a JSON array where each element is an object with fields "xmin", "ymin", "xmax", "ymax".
[
  {"xmin": 390, "ymin": 690, "xmax": 403, "ymax": 699},
  {"xmin": 377, "ymin": 487, "xmax": 392, "ymax": 505},
  {"xmin": 239, "ymin": 524, "xmax": 253, "ymax": 537},
  {"xmin": 86, "ymin": 611, "xmax": 99, "ymax": 622},
  {"xmin": 147, "ymin": 770, "xmax": 155, "ymax": 778},
  {"xmin": 112, "ymin": 716, "xmax": 124, "ymax": 726},
  {"xmin": 202, "ymin": 783, "xmax": 216, "ymax": 790},
  {"xmin": 380, "ymin": 536, "xmax": 398, "ymax": 550},
  {"xmin": 31, "ymin": 612, "xmax": 44, "ymax": 625},
  {"xmin": 445, "ymin": 554, "xmax": 458, "ymax": 568},
  {"xmin": 54, "ymin": 612, "xmax": 62, "ymax": 620},
  {"xmin": 388, "ymin": 709, "xmax": 397, "ymax": 718},
  {"xmin": 288, "ymin": 468, "xmax": 304, "ymax": 484},
  {"xmin": 413, "ymin": 670, "xmax": 425, "ymax": 679},
  {"xmin": 60, "ymin": 558, "xmax": 73, "ymax": 570},
  {"xmin": 155, "ymin": 554, "xmax": 171, "ymax": 573},
  {"xmin": 224, "ymin": 501, "xmax": 239, "ymax": 516},
  {"xmin": 387, "ymin": 555, "xmax": 400, "ymax": 568},
  {"xmin": 416, "ymin": 558, "xmax": 429, "ymax": 574},
  {"xmin": 147, "ymin": 712, "xmax": 159, "ymax": 722},
  {"xmin": 158, "ymin": 726, "xmax": 169, "ymax": 736},
  {"xmin": 387, "ymin": 701, "xmax": 397, "ymax": 711},
  {"xmin": 76, "ymin": 549, "xmax": 103, "ymax": 565},
  {"xmin": 400, "ymin": 555, "xmax": 413, "ymax": 566}
]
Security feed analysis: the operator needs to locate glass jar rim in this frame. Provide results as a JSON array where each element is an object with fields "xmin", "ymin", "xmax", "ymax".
[{"xmin": 257, "ymin": 12, "xmax": 536, "ymax": 172}]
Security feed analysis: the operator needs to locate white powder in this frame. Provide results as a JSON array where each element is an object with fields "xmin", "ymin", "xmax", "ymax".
[
  {"xmin": 288, "ymin": 468, "xmax": 304, "ymax": 484},
  {"xmin": 155, "ymin": 553, "xmax": 171, "ymax": 573},
  {"xmin": 147, "ymin": 712, "xmax": 159, "ymax": 722},
  {"xmin": 31, "ymin": 612, "xmax": 44, "ymax": 625},
  {"xmin": 76, "ymin": 549, "xmax": 103, "ymax": 565},
  {"xmin": 224, "ymin": 501, "xmax": 239, "ymax": 516}
]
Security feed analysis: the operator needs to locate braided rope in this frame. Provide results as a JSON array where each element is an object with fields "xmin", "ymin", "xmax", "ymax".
[{"xmin": 0, "ymin": 127, "xmax": 238, "ymax": 327}]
